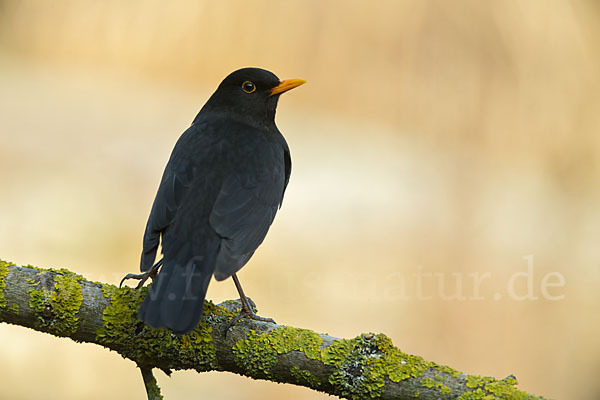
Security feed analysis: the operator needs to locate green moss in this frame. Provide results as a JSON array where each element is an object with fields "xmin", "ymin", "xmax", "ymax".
[
  {"xmin": 419, "ymin": 370, "xmax": 453, "ymax": 395},
  {"xmin": 458, "ymin": 388, "xmax": 497, "ymax": 400},
  {"xmin": 212, "ymin": 299, "xmax": 243, "ymax": 319},
  {"xmin": 321, "ymin": 334, "xmax": 384, "ymax": 399},
  {"xmin": 420, "ymin": 376, "xmax": 437, "ymax": 389},
  {"xmin": 146, "ymin": 379, "xmax": 164, "ymax": 400},
  {"xmin": 8, "ymin": 304, "xmax": 19, "ymax": 314},
  {"xmin": 466, "ymin": 375, "xmax": 494, "ymax": 389},
  {"xmin": 202, "ymin": 299, "xmax": 240, "ymax": 327},
  {"xmin": 101, "ymin": 284, "xmax": 116, "ymax": 299},
  {"xmin": 320, "ymin": 333, "xmax": 434, "ymax": 399},
  {"xmin": 374, "ymin": 334, "xmax": 432, "ymax": 383},
  {"xmin": 318, "ymin": 333, "xmax": 465, "ymax": 399},
  {"xmin": 0, "ymin": 260, "xmax": 14, "ymax": 311},
  {"xmin": 232, "ymin": 329, "xmax": 278, "ymax": 378},
  {"xmin": 440, "ymin": 384, "xmax": 452, "ymax": 395},
  {"xmin": 320, "ymin": 336, "xmax": 354, "ymax": 365},
  {"xmin": 50, "ymin": 273, "xmax": 84, "ymax": 335},
  {"xmin": 232, "ymin": 326, "xmax": 324, "ymax": 379},
  {"xmin": 141, "ymin": 367, "xmax": 164, "ymax": 400},
  {"xmin": 460, "ymin": 374, "xmax": 542, "ymax": 399},
  {"xmin": 414, "ymin": 389, "xmax": 420, "ymax": 397},
  {"xmin": 420, "ymin": 376, "xmax": 450, "ymax": 394},
  {"xmin": 178, "ymin": 323, "xmax": 216, "ymax": 368},
  {"xmin": 28, "ymin": 285, "xmax": 46, "ymax": 316},
  {"xmin": 436, "ymin": 364, "xmax": 462, "ymax": 379},
  {"xmin": 268, "ymin": 326, "xmax": 323, "ymax": 360},
  {"xmin": 290, "ymin": 366, "xmax": 321, "ymax": 388},
  {"xmin": 26, "ymin": 269, "xmax": 84, "ymax": 336},
  {"xmin": 95, "ymin": 284, "xmax": 217, "ymax": 372}
]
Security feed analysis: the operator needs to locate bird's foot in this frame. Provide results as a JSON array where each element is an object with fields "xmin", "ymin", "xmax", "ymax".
[
  {"xmin": 119, "ymin": 272, "xmax": 153, "ymax": 290},
  {"xmin": 119, "ymin": 259, "xmax": 163, "ymax": 289},
  {"xmin": 225, "ymin": 299, "xmax": 276, "ymax": 332}
]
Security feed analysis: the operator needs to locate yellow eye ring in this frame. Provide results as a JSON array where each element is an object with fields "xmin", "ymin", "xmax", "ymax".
[{"xmin": 242, "ymin": 81, "xmax": 256, "ymax": 93}]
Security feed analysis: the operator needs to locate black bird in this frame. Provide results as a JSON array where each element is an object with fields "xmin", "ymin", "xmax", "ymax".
[{"xmin": 121, "ymin": 68, "xmax": 305, "ymax": 334}]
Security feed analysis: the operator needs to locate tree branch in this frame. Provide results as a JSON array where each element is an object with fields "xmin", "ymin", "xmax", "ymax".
[
  {"xmin": 139, "ymin": 365, "xmax": 164, "ymax": 400},
  {"xmin": 0, "ymin": 261, "xmax": 546, "ymax": 399}
]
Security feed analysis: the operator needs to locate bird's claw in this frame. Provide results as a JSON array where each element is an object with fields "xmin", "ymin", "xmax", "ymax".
[
  {"xmin": 225, "ymin": 303, "xmax": 276, "ymax": 334},
  {"xmin": 119, "ymin": 272, "xmax": 152, "ymax": 289},
  {"xmin": 119, "ymin": 259, "xmax": 163, "ymax": 289}
]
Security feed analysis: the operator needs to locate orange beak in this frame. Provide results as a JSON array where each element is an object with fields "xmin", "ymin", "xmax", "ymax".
[{"xmin": 270, "ymin": 78, "xmax": 306, "ymax": 96}]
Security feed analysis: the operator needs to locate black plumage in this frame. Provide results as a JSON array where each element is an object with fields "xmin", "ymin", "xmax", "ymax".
[{"xmin": 133, "ymin": 68, "xmax": 304, "ymax": 334}]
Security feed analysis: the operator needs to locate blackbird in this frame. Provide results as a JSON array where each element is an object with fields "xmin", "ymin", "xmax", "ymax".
[{"xmin": 120, "ymin": 68, "xmax": 305, "ymax": 334}]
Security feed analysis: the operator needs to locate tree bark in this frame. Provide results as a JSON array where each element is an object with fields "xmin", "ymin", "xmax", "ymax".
[{"xmin": 0, "ymin": 261, "xmax": 546, "ymax": 400}]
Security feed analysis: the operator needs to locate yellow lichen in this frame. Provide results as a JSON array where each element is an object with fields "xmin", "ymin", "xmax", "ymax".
[
  {"xmin": 232, "ymin": 326, "xmax": 324, "ymax": 379},
  {"xmin": 0, "ymin": 259, "xmax": 14, "ymax": 310},
  {"xmin": 96, "ymin": 283, "xmax": 217, "ymax": 372},
  {"xmin": 290, "ymin": 366, "xmax": 321, "ymax": 388},
  {"xmin": 459, "ymin": 374, "xmax": 542, "ymax": 399},
  {"xmin": 26, "ymin": 268, "xmax": 84, "ymax": 336}
]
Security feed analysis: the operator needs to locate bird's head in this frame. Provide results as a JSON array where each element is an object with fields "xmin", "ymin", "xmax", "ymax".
[{"xmin": 202, "ymin": 68, "xmax": 305, "ymax": 126}]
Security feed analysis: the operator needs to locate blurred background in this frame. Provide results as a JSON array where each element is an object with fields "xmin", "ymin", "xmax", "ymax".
[{"xmin": 1, "ymin": 0, "xmax": 599, "ymax": 398}]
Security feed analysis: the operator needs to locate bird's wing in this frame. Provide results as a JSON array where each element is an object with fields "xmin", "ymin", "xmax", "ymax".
[
  {"xmin": 140, "ymin": 146, "xmax": 196, "ymax": 272},
  {"xmin": 209, "ymin": 150, "xmax": 285, "ymax": 281},
  {"xmin": 282, "ymin": 147, "xmax": 291, "ymax": 205}
]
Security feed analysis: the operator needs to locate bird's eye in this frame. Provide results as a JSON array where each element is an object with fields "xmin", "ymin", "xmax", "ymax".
[{"xmin": 242, "ymin": 81, "xmax": 256, "ymax": 93}]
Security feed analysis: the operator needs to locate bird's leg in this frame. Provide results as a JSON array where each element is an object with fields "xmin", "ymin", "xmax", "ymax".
[
  {"xmin": 226, "ymin": 274, "xmax": 276, "ymax": 331},
  {"xmin": 119, "ymin": 259, "xmax": 164, "ymax": 289}
]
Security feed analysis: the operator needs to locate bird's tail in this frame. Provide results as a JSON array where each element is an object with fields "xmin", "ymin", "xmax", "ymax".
[{"xmin": 138, "ymin": 255, "xmax": 213, "ymax": 334}]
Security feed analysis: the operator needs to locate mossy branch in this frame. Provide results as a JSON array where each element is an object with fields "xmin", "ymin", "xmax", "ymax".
[
  {"xmin": 0, "ymin": 261, "xmax": 548, "ymax": 400},
  {"xmin": 140, "ymin": 365, "xmax": 164, "ymax": 400}
]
